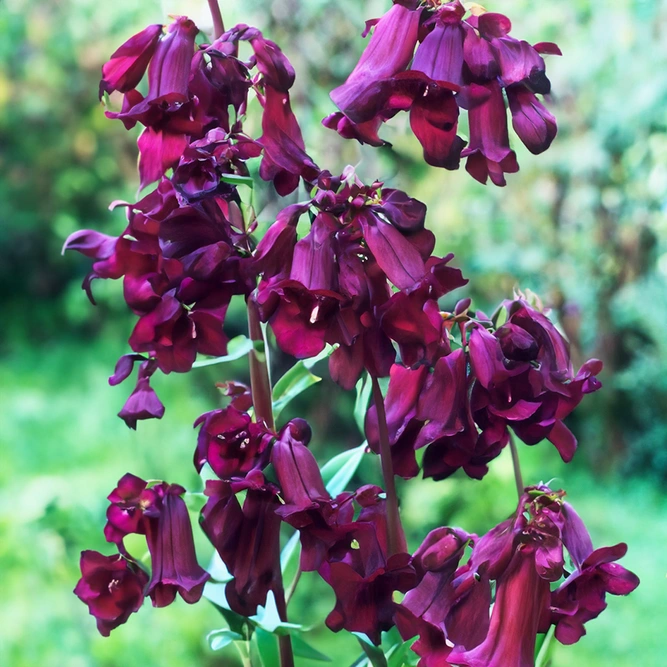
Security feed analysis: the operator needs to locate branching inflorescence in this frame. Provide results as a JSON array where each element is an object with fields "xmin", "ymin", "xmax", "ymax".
[{"xmin": 67, "ymin": 1, "xmax": 638, "ymax": 665}]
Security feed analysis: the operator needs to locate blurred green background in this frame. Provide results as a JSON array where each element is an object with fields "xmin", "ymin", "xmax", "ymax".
[{"xmin": 1, "ymin": 0, "xmax": 666, "ymax": 664}]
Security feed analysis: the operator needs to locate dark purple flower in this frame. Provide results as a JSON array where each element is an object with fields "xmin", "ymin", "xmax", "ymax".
[
  {"xmin": 469, "ymin": 298, "xmax": 603, "ymax": 462},
  {"xmin": 461, "ymin": 79, "xmax": 518, "ymax": 186},
  {"xmin": 104, "ymin": 473, "xmax": 157, "ymax": 543},
  {"xmin": 104, "ymin": 17, "xmax": 202, "ymax": 189},
  {"xmin": 256, "ymin": 172, "xmax": 464, "ymax": 389},
  {"xmin": 317, "ymin": 486, "xmax": 416, "ymax": 644},
  {"xmin": 74, "ymin": 551, "xmax": 148, "ymax": 636},
  {"xmin": 117, "ymin": 359, "xmax": 165, "ymax": 429},
  {"xmin": 548, "ymin": 543, "xmax": 639, "ymax": 645},
  {"xmin": 144, "ymin": 483, "xmax": 210, "ymax": 607},
  {"xmin": 193, "ymin": 406, "xmax": 274, "ymax": 478},
  {"xmin": 330, "ymin": 2, "xmax": 422, "ymax": 124},
  {"xmin": 327, "ymin": 2, "xmax": 560, "ymax": 184},
  {"xmin": 448, "ymin": 547, "xmax": 551, "ymax": 667},
  {"xmin": 258, "ymin": 86, "xmax": 319, "ymax": 196},
  {"xmin": 201, "ymin": 473, "xmax": 283, "ymax": 615}
]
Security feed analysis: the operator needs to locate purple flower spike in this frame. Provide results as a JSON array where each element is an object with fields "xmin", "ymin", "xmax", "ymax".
[{"xmin": 74, "ymin": 551, "xmax": 148, "ymax": 636}]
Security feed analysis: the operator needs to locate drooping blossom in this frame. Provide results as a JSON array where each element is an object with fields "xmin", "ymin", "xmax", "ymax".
[
  {"xmin": 366, "ymin": 295, "xmax": 602, "ymax": 482},
  {"xmin": 201, "ymin": 471, "xmax": 283, "ymax": 615},
  {"xmin": 102, "ymin": 474, "xmax": 209, "ymax": 607},
  {"xmin": 398, "ymin": 487, "xmax": 638, "ymax": 666},
  {"xmin": 325, "ymin": 1, "xmax": 561, "ymax": 185},
  {"xmin": 74, "ymin": 551, "xmax": 148, "ymax": 636},
  {"xmin": 254, "ymin": 168, "xmax": 467, "ymax": 389}
]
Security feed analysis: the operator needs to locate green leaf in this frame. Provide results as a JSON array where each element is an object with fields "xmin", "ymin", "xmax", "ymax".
[
  {"xmin": 193, "ymin": 336, "xmax": 254, "ymax": 367},
  {"xmin": 387, "ymin": 639, "xmax": 414, "ymax": 667},
  {"xmin": 207, "ymin": 550, "xmax": 233, "ymax": 583},
  {"xmin": 272, "ymin": 359, "xmax": 322, "ymax": 420},
  {"xmin": 535, "ymin": 626, "xmax": 556, "ymax": 667},
  {"xmin": 280, "ymin": 531, "xmax": 301, "ymax": 573},
  {"xmin": 207, "ymin": 628, "xmax": 243, "ymax": 651},
  {"xmin": 221, "ymin": 173, "xmax": 254, "ymax": 188},
  {"xmin": 321, "ymin": 442, "xmax": 368, "ymax": 496},
  {"xmin": 202, "ymin": 582, "xmax": 249, "ymax": 635},
  {"xmin": 254, "ymin": 628, "xmax": 280, "ymax": 667},
  {"xmin": 251, "ymin": 592, "xmax": 302, "ymax": 635},
  {"xmin": 354, "ymin": 373, "xmax": 372, "ymax": 435},
  {"xmin": 353, "ymin": 633, "xmax": 388, "ymax": 667},
  {"xmin": 291, "ymin": 634, "xmax": 332, "ymax": 662}
]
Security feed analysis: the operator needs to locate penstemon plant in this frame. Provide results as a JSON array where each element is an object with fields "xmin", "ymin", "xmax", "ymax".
[{"xmin": 66, "ymin": 1, "xmax": 639, "ymax": 665}]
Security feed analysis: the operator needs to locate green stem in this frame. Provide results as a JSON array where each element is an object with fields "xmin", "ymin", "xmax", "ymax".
[
  {"xmin": 370, "ymin": 375, "xmax": 402, "ymax": 556},
  {"xmin": 207, "ymin": 0, "xmax": 225, "ymax": 39},
  {"xmin": 509, "ymin": 431, "xmax": 525, "ymax": 500},
  {"xmin": 285, "ymin": 566, "xmax": 302, "ymax": 605}
]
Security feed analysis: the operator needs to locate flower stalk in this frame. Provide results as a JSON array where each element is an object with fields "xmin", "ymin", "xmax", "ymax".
[
  {"xmin": 370, "ymin": 374, "xmax": 402, "ymax": 557},
  {"xmin": 509, "ymin": 431, "xmax": 525, "ymax": 500},
  {"xmin": 246, "ymin": 297, "xmax": 293, "ymax": 667},
  {"xmin": 207, "ymin": 0, "xmax": 224, "ymax": 39}
]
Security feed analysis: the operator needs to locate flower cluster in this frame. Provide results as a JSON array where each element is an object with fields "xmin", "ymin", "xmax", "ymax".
[
  {"xmin": 396, "ymin": 486, "xmax": 639, "ymax": 665},
  {"xmin": 75, "ymin": 474, "xmax": 209, "ymax": 629},
  {"xmin": 65, "ymin": 17, "xmax": 318, "ymax": 426},
  {"xmin": 70, "ymin": 3, "xmax": 640, "ymax": 665},
  {"xmin": 366, "ymin": 295, "xmax": 603, "ymax": 480},
  {"xmin": 254, "ymin": 168, "xmax": 467, "ymax": 389},
  {"xmin": 325, "ymin": 0, "xmax": 560, "ymax": 185}
]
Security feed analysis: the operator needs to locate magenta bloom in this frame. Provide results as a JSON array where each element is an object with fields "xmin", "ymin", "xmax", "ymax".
[
  {"xmin": 100, "ymin": 24, "xmax": 162, "ymax": 97},
  {"xmin": 74, "ymin": 551, "xmax": 148, "ymax": 636},
  {"xmin": 469, "ymin": 298, "xmax": 603, "ymax": 462},
  {"xmin": 102, "ymin": 475, "xmax": 208, "ymax": 607}
]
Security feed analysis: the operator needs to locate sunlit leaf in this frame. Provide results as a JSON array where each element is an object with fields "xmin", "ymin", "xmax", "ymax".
[
  {"xmin": 321, "ymin": 442, "xmax": 368, "ymax": 496},
  {"xmin": 353, "ymin": 633, "xmax": 388, "ymax": 667},
  {"xmin": 354, "ymin": 373, "xmax": 372, "ymax": 435},
  {"xmin": 207, "ymin": 628, "xmax": 243, "ymax": 651},
  {"xmin": 193, "ymin": 335, "xmax": 254, "ymax": 367}
]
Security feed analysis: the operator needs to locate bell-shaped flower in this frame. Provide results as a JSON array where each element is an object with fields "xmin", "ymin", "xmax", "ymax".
[
  {"xmin": 74, "ymin": 551, "xmax": 148, "ymax": 636},
  {"xmin": 144, "ymin": 483, "xmax": 210, "ymax": 607},
  {"xmin": 201, "ymin": 473, "xmax": 283, "ymax": 615}
]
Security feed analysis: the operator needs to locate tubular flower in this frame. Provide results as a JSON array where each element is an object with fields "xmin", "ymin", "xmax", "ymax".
[
  {"xmin": 74, "ymin": 551, "xmax": 148, "ymax": 636},
  {"xmin": 101, "ymin": 474, "xmax": 209, "ymax": 607},
  {"xmin": 366, "ymin": 295, "xmax": 602, "ymax": 481},
  {"xmin": 325, "ymin": 0, "xmax": 561, "ymax": 185},
  {"xmin": 254, "ymin": 168, "xmax": 466, "ymax": 389},
  {"xmin": 64, "ymin": 181, "xmax": 255, "ymax": 425},
  {"xmin": 201, "ymin": 472, "xmax": 283, "ymax": 616}
]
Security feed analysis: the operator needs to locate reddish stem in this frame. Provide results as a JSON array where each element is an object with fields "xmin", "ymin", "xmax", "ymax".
[
  {"xmin": 247, "ymin": 299, "xmax": 274, "ymax": 431},
  {"xmin": 370, "ymin": 374, "xmax": 402, "ymax": 556},
  {"xmin": 207, "ymin": 0, "xmax": 225, "ymax": 39},
  {"xmin": 246, "ymin": 298, "xmax": 293, "ymax": 667}
]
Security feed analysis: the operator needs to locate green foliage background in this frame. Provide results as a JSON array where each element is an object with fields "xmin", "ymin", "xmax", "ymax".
[{"xmin": 1, "ymin": 0, "xmax": 666, "ymax": 664}]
